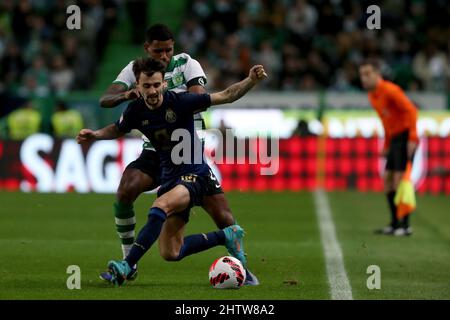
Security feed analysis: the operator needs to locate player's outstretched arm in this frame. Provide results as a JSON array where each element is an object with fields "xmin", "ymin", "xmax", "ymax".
[
  {"xmin": 99, "ymin": 84, "xmax": 141, "ymax": 108},
  {"xmin": 76, "ymin": 124, "xmax": 125, "ymax": 144},
  {"xmin": 210, "ymin": 65, "xmax": 267, "ymax": 106}
]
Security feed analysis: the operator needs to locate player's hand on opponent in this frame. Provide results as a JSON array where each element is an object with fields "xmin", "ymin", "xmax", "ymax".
[
  {"xmin": 249, "ymin": 65, "xmax": 268, "ymax": 83},
  {"xmin": 76, "ymin": 129, "xmax": 97, "ymax": 144},
  {"xmin": 124, "ymin": 88, "xmax": 141, "ymax": 100}
]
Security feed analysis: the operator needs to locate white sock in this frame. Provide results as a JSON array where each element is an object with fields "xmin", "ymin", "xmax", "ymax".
[{"xmin": 122, "ymin": 244, "xmax": 132, "ymax": 260}]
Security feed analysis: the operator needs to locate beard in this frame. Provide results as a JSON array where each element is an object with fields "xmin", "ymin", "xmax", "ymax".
[
  {"xmin": 144, "ymin": 90, "xmax": 163, "ymax": 108},
  {"xmin": 146, "ymin": 94, "xmax": 158, "ymax": 102}
]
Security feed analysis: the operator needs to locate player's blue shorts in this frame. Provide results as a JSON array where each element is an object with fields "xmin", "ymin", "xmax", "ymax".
[{"xmin": 157, "ymin": 173, "xmax": 208, "ymax": 223}]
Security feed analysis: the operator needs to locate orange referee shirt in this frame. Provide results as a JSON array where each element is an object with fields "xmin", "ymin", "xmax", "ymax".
[{"xmin": 368, "ymin": 79, "xmax": 418, "ymax": 150}]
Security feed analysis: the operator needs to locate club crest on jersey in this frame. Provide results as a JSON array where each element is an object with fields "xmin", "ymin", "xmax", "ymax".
[
  {"xmin": 172, "ymin": 74, "xmax": 184, "ymax": 86},
  {"xmin": 165, "ymin": 108, "xmax": 177, "ymax": 123}
]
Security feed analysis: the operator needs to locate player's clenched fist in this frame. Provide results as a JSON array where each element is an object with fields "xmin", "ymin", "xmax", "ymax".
[
  {"xmin": 76, "ymin": 129, "xmax": 97, "ymax": 144},
  {"xmin": 249, "ymin": 65, "xmax": 267, "ymax": 83}
]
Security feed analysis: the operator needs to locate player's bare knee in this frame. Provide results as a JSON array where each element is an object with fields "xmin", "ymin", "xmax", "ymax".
[
  {"xmin": 123, "ymin": 168, "xmax": 149, "ymax": 189},
  {"xmin": 117, "ymin": 183, "xmax": 139, "ymax": 203},
  {"xmin": 160, "ymin": 248, "xmax": 180, "ymax": 261},
  {"xmin": 384, "ymin": 174, "xmax": 394, "ymax": 192},
  {"xmin": 163, "ymin": 252, "xmax": 180, "ymax": 262},
  {"xmin": 153, "ymin": 198, "xmax": 172, "ymax": 215}
]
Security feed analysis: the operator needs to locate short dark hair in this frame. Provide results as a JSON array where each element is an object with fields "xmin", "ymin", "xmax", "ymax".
[
  {"xmin": 360, "ymin": 58, "xmax": 381, "ymax": 71},
  {"xmin": 133, "ymin": 58, "xmax": 166, "ymax": 81},
  {"xmin": 145, "ymin": 24, "xmax": 174, "ymax": 42}
]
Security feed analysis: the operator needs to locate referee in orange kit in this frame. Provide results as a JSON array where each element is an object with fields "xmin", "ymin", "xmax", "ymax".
[{"xmin": 359, "ymin": 59, "xmax": 418, "ymax": 236}]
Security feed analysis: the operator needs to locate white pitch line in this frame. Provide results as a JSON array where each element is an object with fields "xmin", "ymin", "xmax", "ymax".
[{"xmin": 313, "ymin": 189, "xmax": 353, "ymax": 300}]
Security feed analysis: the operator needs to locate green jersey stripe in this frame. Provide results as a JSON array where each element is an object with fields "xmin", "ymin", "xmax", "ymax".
[
  {"xmin": 112, "ymin": 80, "xmax": 129, "ymax": 89},
  {"xmin": 166, "ymin": 57, "xmax": 188, "ymax": 73}
]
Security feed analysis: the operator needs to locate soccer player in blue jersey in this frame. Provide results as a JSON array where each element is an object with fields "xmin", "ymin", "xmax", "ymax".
[
  {"xmin": 76, "ymin": 58, "xmax": 267, "ymax": 286},
  {"xmin": 99, "ymin": 25, "xmax": 248, "ymax": 281}
]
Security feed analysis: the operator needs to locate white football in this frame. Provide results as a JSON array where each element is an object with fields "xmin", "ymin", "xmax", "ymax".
[{"xmin": 209, "ymin": 256, "xmax": 246, "ymax": 289}]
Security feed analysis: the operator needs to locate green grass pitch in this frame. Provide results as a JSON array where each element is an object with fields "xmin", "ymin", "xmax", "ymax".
[{"xmin": 0, "ymin": 191, "xmax": 449, "ymax": 300}]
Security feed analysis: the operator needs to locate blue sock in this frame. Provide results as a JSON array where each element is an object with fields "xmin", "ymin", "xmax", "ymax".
[
  {"xmin": 176, "ymin": 230, "xmax": 225, "ymax": 261},
  {"xmin": 125, "ymin": 207, "xmax": 166, "ymax": 267}
]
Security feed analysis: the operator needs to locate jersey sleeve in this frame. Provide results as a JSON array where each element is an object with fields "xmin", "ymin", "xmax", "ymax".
[
  {"xmin": 115, "ymin": 103, "xmax": 136, "ymax": 133},
  {"xmin": 183, "ymin": 57, "xmax": 207, "ymax": 88},
  {"xmin": 387, "ymin": 86, "xmax": 418, "ymax": 143},
  {"xmin": 112, "ymin": 60, "xmax": 136, "ymax": 89},
  {"xmin": 177, "ymin": 93, "xmax": 212, "ymax": 114}
]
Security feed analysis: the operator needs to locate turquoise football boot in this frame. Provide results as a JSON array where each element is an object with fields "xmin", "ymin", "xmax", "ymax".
[
  {"xmin": 223, "ymin": 224, "xmax": 247, "ymax": 267},
  {"xmin": 107, "ymin": 260, "xmax": 133, "ymax": 286},
  {"xmin": 100, "ymin": 264, "xmax": 138, "ymax": 283}
]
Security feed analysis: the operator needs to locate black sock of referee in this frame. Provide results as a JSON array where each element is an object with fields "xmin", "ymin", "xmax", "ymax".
[
  {"xmin": 402, "ymin": 215, "xmax": 410, "ymax": 228},
  {"xmin": 386, "ymin": 191, "xmax": 398, "ymax": 228}
]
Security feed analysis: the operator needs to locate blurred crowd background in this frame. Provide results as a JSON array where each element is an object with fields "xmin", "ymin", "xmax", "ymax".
[
  {"xmin": 184, "ymin": 0, "xmax": 449, "ymax": 92},
  {"xmin": 0, "ymin": 0, "xmax": 118, "ymax": 96},
  {"xmin": 0, "ymin": 0, "xmax": 449, "ymax": 139}
]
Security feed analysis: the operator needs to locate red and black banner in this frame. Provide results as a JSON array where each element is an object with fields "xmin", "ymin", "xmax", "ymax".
[{"xmin": 0, "ymin": 135, "xmax": 449, "ymax": 194}]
